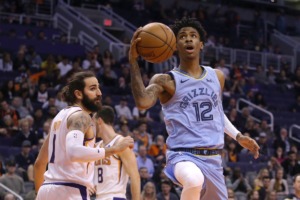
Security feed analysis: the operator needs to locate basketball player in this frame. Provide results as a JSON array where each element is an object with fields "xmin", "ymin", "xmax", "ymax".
[
  {"xmin": 34, "ymin": 71, "xmax": 134, "ymax": 200},
  {"xmin": 93, "ymin": 106, "xmax": 140, "ymax": 200},
  {"xmin": 128, "ymin": 17, "xmax": 260, "ymax": 200}
]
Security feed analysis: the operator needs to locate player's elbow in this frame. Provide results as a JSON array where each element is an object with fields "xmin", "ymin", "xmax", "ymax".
[{"xmin": 135, "ymin": 101, "xmax": 153, "ymax": 110}]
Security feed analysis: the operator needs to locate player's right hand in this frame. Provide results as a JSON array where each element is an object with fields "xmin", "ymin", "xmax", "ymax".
[
  {"xmin": 129, "ymin": 27, "xmax": 143, "ymax": 62},
  {"xmin": 87, "ymin": 186, "xmax": 96, "ymax": 196},
  {"xmin": 115, "ymin": 136, "xmax": 134, "ymax": 152}
]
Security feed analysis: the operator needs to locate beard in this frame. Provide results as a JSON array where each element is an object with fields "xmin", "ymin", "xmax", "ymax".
[{"xmin": 82, "ymin": 92, "xmax": 102, "ymax": 112}]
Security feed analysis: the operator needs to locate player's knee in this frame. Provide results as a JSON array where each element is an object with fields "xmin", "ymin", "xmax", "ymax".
[
  {"xmin": 183, "ymin": 170, "xmax": 204, "ymax": 189},
  {"xmin": 175, "ymin": 162, "xmax": 204, "ymax": 189}
]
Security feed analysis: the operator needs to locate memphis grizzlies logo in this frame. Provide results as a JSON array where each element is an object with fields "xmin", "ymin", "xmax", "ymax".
[{"xmin": 180, "ymin": 87, "xmax": 218, "ymax": 109}]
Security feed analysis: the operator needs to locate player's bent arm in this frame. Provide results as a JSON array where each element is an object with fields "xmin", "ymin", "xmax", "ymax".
[
  {"xmin": 119, "ymin": 147, "xmax": 141, "ymax": 200},
  {"xmin": 34, "ymin": 134, "xmax": 49, "ymax": 193},
  {"xmin": 66, "ymin": 111, "xmax": 105, "ymax": 162},
  {"xmin": 66, "ymin": 130, "xmax": 106, "ymax": 162},
  {"xmin": 130, "ymin": 60, "xmax": 164, "ymax": 110}
]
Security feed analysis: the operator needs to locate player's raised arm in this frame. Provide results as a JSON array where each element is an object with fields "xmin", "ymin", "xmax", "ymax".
[{"xmin": 129, "ymin": 29, "xmax": 165, "ymax": 110}]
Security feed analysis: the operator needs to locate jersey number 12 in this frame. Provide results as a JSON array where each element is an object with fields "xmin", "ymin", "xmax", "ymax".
[{"xmin": 193, "ymin": 102, "xmax": 213, "ymax": 121}]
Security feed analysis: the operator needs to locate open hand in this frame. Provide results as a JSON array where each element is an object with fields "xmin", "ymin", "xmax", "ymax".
[{"xmin": 236, "ymin": 133, "xmax": 260, "ymax": 159}]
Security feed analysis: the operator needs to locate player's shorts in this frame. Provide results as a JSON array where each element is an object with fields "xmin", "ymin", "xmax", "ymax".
[
  {"xmin": 164, "ymin": 150, "xmax": 228, "ymax": 200},
  {"xmin": 36, "ymin": 182, "xmax": 89, "ymax": 200},
  {"xmin": 95, "ymin": 193, "xmax": 126, "ymax": 200}
]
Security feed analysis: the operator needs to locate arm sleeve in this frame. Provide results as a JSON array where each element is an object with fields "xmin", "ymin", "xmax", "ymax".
[
  {"xmin": 224, "ymin": 114, "xmax": 240, "ymax": 140},
  {"xmin": 66, "ymin": 130, "xmax": 105, "ymax": 162}
]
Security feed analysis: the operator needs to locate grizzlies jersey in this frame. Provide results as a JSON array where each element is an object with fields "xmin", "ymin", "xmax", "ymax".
[
  {"xmin": 94, "ymin": 135, "xmax": 128, "ymax": 199},
  {"xmin": 162, "ymin": 66, "xmax": 225, "ymax": 149},
  {"xmin": 44, "ymin": 106, "xmax": 96, "ymax": 188}
]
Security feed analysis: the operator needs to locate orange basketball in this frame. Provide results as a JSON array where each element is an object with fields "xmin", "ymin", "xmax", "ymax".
[{"xmin": 136, "ymin": 22, "xmax": 176, "ymax": 63}]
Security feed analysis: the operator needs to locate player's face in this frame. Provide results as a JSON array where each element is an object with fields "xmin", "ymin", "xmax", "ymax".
[
  {"xmin": 176, "ymin": 27, "xmax": 203, "ymax": 59},
  {"xmin": 82, "ymin": 77, "xmax": 102, "ymax": 112}
]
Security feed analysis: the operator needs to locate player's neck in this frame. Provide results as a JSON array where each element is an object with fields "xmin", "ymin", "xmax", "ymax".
[
  {"xmin": 100, "ymin": 125, "xmax": 117, "ymax": 145},
  {"xmin": 73, "ymin": 102, "xmax": 92, "ymax": 115},
  {"xmin": 178, "ymin": 63, "xmax": 203, "ymax": 78}
]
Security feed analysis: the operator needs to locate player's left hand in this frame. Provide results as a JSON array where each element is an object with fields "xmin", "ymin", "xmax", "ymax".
[{"xmin": 236, "ymin": 133, "xmax": 260, "ymax": 159}]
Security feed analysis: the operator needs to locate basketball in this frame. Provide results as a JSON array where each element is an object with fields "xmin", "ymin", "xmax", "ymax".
[{"xmin": 136, "ymin": 22, "xmax": 176, "ymax": 63}]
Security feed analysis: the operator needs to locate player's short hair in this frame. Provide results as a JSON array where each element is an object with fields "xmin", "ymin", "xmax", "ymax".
[
  {"xmin": 61, "ymin": 71, "xmax": 96, "ymax": 104},
  {"xmin": 170, "ymin": 17, "xmax": 207, "ymax": 44},
  {"xmin": 95, "ymin": 106, "xmax": 115, "ymax": 125},
  {"xmin": 293, "ymin": 173, "xmax": 300, "ymax": 183}
]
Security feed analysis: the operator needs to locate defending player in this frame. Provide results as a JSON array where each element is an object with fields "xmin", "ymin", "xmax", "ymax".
[
  {"xmin": 93, "ymin": 106, "xmax": 140, "ymax": 200},
  {"xmin": 34, "ymin": 71, "xmax": 134, "ymax": 200}
]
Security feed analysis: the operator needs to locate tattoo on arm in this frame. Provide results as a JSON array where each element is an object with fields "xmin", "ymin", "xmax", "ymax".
[
  {"xmin": 130, "ymin": 61, "xmax": 146, "ymax": 98},
  {"xmin": 130, "ymin": 60, "xmax": 166, "ymax": 103},
  {"xmin": 68, "ymin": 112, "xmax": 91, "ymax": 132}
]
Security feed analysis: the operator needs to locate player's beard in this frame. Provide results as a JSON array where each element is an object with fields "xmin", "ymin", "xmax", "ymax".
[{"xmin": 82, "ymin": 92, "xmax": 102, "ymax": 112}]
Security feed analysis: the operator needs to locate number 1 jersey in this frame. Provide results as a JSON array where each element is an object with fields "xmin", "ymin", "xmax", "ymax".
[{"xmin": 44, "ymin": 106, "xmax": 96, "ymax": 188}]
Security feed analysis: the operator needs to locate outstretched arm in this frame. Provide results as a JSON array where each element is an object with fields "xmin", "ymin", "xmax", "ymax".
[
  {"xmin": 66, "ymin": 111, "xmax": 134, "ymax": 161},
  {"xmin": 215, "ymin": 69, "xmax": 260, "ymax": 159},
  {"xmin": 129, "ymin": 28, "xmax": 165, "ymax": 110}
]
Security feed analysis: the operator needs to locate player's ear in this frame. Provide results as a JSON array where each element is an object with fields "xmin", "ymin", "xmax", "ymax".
[
  {"xmin": 74, "ymin": 90, "xmax": 82, "ymax": 100},
  {"xmin": 199, "ymin": 42, "xmax": 204, "ymax": 50}
]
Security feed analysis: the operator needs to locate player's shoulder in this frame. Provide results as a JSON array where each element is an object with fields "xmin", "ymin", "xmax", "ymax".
[
  {"xmin": 68, "ymin": 110, "xmax": 91, "ymax": 121},
  {"xmin": 67, "ymin": 110, "xmax": 92, "ymax": 131},
  {"xmin": 213, "ymin": 68, "xmax": 224, "ymax": 76},
  {"xmin": 211, "ymin": 68, "xmax": 225, "ymax": 80}
]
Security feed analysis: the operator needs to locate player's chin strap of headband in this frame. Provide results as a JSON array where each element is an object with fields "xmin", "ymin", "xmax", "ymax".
[
  {"xmin": 66, "ymin": 130, "xmax": 105, "ymax": 162},
  {"xmin": 224, "ymin": 114, "xmax": 240, "ymax": 141}
]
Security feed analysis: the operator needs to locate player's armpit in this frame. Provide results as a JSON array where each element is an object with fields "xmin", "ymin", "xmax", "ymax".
[
  {"xmin": 120, "ymin": 148, "xmax": 141, "ymax": 200},
  {"xmin": 34, "ymin": 134, "xmax": 50, "ymax": 193},
  {"xmin": 67, "ymin": 111, "xmax": 91, "ymax": 133}
]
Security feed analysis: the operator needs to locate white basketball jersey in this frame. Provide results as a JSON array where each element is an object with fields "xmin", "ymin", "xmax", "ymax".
[
  {"xmin": 44, "ymin": 106, "xmax": 96, "ymax": 188},
  {"xmin": 94, "ymin": 135, "xmax": 128, "ymax": 199}
]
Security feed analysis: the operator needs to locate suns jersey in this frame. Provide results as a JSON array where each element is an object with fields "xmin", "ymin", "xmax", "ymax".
[
  {"xmin": 162, "ymin": 66, "xmax": 225, "ymax": 149},
  {"xmin": 94, "ymin": 135, "xmax": 128, "ymax": 199},
  {"xmin": 44, "ymin": 106, "xmax": 96, "ymax": 188}
]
